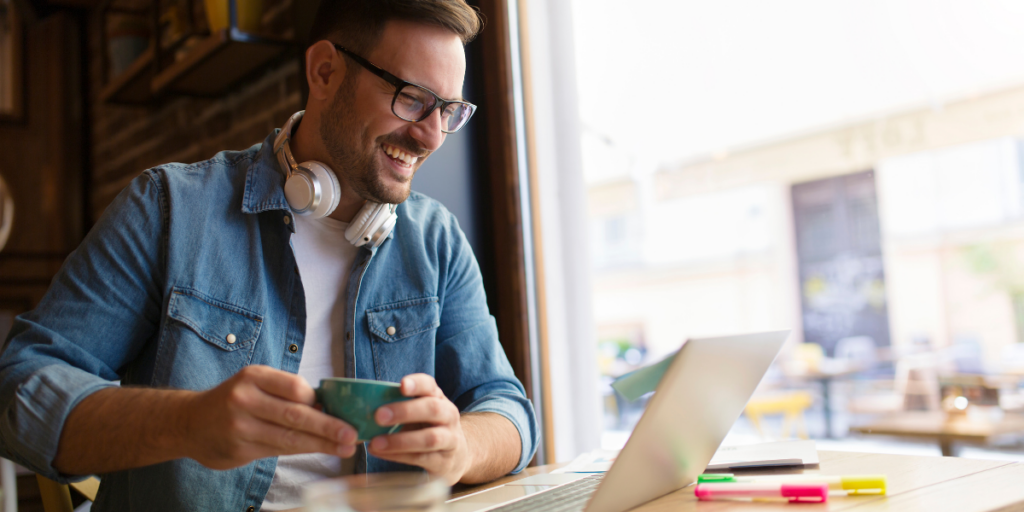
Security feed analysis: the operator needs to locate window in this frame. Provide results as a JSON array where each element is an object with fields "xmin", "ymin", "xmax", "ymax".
[{"xmin": 570, "ymin": 0, "xmax": 1024, "ymax": 452}]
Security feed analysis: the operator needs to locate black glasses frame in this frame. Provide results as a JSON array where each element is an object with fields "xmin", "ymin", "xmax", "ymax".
[{"xmin": 332, "ymin": 43, "xmax": 476, "ymax": 133}]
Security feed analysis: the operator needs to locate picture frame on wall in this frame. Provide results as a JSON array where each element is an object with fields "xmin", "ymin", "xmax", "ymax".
[{"xmin": 0, "ymin": 0, "xmax": 24, "ymax": 123}]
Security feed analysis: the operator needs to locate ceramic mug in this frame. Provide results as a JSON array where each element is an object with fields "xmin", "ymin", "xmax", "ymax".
[{"xmin": 316, "ymin": 377, "xmax": 412, "ymax": 441}]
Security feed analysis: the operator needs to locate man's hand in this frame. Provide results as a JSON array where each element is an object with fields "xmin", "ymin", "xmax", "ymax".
[
  {"xmin": 367, "ymin": 374, "xmax": 471, "ymax": 483},
  {"xmin": 54, "ymin": 365, "xmax": 360, "ymax": 476},
  {"xmin": 184, "ymin": 365, "xmax": 359, "ymax": 470},
  {"xmin": 367, "ymin": 374, "xmax": 521, "ymax": 485}
]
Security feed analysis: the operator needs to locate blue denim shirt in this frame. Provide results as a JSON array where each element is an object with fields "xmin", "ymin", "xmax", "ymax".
[{"xmin": 0, "ymin": 132, "xmax": 538, "ymax": 511}]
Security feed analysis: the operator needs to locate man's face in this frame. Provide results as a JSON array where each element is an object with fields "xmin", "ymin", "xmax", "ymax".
[{"xmin": 320, "ymin": 20, "xmax": 467, "ymax": 204}]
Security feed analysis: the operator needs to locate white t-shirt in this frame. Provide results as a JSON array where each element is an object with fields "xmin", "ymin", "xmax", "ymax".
[{"xmin": 261, "ymin": 213, "xmax": 360, "ymax": 510}]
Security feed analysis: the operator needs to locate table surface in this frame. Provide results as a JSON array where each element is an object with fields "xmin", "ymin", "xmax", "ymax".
[
  {"xmin": 453, "ymin": 450, "xmax": 1024, "ymax": 512},
  {"xmin": 849, "ymin": 411, "xmax": 1024, "ymax": 441}
]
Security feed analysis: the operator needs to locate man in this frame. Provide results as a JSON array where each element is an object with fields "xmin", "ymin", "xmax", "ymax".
[{"xmin": 0, "ymin": 1, "xmax": 538, "ymax": 510}]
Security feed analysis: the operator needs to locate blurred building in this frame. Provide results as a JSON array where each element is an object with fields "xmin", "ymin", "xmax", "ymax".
[{"xmin": 588, "ymin": 83, "xmax": 1024, "ymax": 373}]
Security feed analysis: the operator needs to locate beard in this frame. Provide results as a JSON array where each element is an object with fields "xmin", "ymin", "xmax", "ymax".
[{"xmin": 319, "ymin": 80, "xmax": 422, "ymax": 205}]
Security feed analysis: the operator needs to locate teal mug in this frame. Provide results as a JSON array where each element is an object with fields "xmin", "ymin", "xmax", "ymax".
[{"xmin": 316, "ymin": 377, "xmax": 412, "ymax": 441}]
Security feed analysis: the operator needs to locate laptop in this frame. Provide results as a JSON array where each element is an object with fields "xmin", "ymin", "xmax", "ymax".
[{"xmin": 446, "ymin": 330, "xmax": 791, "ymax": 512}]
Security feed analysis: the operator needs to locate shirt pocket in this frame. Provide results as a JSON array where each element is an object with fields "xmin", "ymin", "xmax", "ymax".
[
  {"xmin": 366, "ymin": 297, "xmax": 440, "ymax": 343},
  {"xmin": 366, "ymin": 297, "xmax": 440, "ymax": 382},
  {"xmin": 155, "ymin": 287, "xmax": 264, "ymax": 390},
  {"xmin": 166, "ymin": 288, "xmax": 263, "ymax": 351}
]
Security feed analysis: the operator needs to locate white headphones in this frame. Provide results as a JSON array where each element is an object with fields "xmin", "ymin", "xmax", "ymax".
[{"xmin": 273, "ymin": 111, "xmax": 397, "ymax": 248}]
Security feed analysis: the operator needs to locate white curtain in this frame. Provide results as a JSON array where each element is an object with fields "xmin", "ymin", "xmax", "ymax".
[{"xmin": 523, "ymin": 0, "xmax": 603, "ymax": 463}]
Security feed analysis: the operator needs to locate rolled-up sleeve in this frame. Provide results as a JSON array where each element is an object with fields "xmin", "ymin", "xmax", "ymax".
[
  {"xmin": 0, "ymin": 171, "xmax": 166, "ymax": 481},
  {"xmin": 460, "ymin": 368, "xmax": 539, "ymax": 474},
  {"xmin": 433, "ymin": 212, "xmax": 540, "ymax": 475},
  {"xmin": 0, "ymin": 365, "xmax": 118, "ymax": 479}
]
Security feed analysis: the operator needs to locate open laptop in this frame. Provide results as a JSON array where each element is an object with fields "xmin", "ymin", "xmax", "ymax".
[{"xmin": 447, "ymin": 330, "xmax": 791, "ymax": 512}]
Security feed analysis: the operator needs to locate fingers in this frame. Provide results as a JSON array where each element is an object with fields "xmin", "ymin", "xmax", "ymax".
[
  {"xmin": 237, "ymin": 385, "xmax": 358, "ymax": 446},
  {"xmin": 363, "ymin": 376, "xmax": 472, "ymax": 484},
  {"xmin": 242, "ymin": 365, "xmax": 317, "ymax": 405},
  {"xmin": 223, "ymin": 368, "xmax": 356, "ymax": 444},
  {"xmin": 368, "ymin": 426, "xmax": 457, "ymax": 455},
  {"xmin": 368, "ymin": 449, "xmax": 461, "ymax": 484},
  {"xmin": 400, "ymin": 373, "xmax": 445, "ymax": 398},
  {"xmin": 366, "ymin": 429, "xmax": 468, "ymax": 486},
  {"xmin": 241, "ymin": 418, "xmax": 358, "ymax": 459},
  {"xmin": 376, "ymin": 374, "xmax": 453, "ymax": 429},
  {"xmin": 376, "ymin": 395, "xmax": 458, "ymax": 428}
]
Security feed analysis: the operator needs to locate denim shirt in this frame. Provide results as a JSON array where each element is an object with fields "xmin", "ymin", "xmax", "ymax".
[{"xmin": 0, "ymin": 132, "xmax": 538, "ymax": 511}]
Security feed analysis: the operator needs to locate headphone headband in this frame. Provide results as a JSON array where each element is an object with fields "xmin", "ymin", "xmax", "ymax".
[{"xmin": 274, "ymin": 111, "xmax": 304, "ymax": 177}]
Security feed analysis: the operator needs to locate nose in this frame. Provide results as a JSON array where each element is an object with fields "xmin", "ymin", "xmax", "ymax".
[{"xmin": 408, "ymin": 107, "xmax": 447, "ymax": 152}]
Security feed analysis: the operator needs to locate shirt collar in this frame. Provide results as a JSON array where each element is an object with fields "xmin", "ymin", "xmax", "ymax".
[{"xmin": 241, "ymin": 130, "xmax": 291, "ymax": 215}]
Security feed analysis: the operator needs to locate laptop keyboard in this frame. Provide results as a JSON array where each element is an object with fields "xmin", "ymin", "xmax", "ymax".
[{"xmin": 487, "ymin": 474, "xmax": 605, "ymax": 512}]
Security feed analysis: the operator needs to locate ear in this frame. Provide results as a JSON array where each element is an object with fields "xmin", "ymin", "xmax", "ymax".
[{"xmin": 305, "ymin": 40, "xmax": 346, "ymax": 101}]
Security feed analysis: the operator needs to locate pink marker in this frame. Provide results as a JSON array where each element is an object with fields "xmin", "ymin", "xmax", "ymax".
[{"xmin": 695, "ymin": 482, "xmax": 829, "ymax": 503}]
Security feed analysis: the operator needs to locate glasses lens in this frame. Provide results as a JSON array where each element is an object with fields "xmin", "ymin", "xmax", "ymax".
[
  {"xmin": 441, "ymin": 102, "xmax": 475, "ymax": 133},
  {"xmin": 392, "ymin": 85, "xmax": 436, "ymax": 122}
]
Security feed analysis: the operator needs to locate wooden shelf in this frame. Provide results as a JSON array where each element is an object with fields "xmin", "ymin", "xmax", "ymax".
[
  {"xmin": 98, "ymin": 45, "xmax": 156, "ymax": 104},
  {"xmin": 151, "ymin": 28, "xmax": 291, "ymax": 97}
]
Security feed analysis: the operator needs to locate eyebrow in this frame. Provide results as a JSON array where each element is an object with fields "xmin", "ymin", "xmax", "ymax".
[
  {"xmin": 335, "ymin": 44, "xmax": 465, "ymax": 103},
  {"xmin": 404, "ymin": 76, "xmax": 465, "ymax": 103}
]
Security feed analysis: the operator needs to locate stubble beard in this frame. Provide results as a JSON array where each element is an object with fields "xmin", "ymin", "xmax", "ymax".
[{"xmin": 319, "ymin": 80, "xmax": 415, "ymax": 205}]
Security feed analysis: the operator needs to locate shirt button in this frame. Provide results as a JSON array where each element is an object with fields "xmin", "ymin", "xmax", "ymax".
[
  {"xmin": 247, "ymin": 507, "xmax": 255, "ymax": 512},
  {"xmin": 283, "ymin": 215, "xmax": 291, "ymax": 225},
  {"xmin": 346, "ymin": 331, "xmax": 352, "ymax": 340},
  {"xmin": 386, "ymin": 326, "xmax": 396, "ymax": 336},
  {"xmin": 289, "ymin": 344, "xmax": 298, "ymax": 353},
  {"xmin": 226, "ymin": 334, "xmax": 236, "ymax": 344}
]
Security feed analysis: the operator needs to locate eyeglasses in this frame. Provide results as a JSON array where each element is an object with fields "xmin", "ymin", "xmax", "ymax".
[{"xmin": 333, "ymin": 44, "xmax": 477, "ymax": 134}]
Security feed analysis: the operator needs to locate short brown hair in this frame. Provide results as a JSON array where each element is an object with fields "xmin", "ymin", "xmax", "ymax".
[{"xmin": 308, "ymin": 0, "xmax": 483, "ymax": 54}]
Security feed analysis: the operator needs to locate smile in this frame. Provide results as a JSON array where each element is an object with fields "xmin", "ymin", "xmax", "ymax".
[{"xmin": 382, "ymin": 143, "xmax": 418, "ymax": 167}]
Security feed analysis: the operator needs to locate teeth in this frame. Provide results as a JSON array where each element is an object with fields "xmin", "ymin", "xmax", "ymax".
[{"xmin": 383, "ymin": 144, "xmax": 418, "ymax": 166}]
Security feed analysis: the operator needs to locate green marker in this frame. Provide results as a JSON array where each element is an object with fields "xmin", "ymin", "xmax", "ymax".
[{"xmin": 698, "ymin": 474, "xmax": 737, "ymax": 483}]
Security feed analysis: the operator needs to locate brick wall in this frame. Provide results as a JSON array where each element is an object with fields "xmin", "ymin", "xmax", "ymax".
[{"xmin": 87, "ymin": 0, "xmax": 303, "ymax": 221}]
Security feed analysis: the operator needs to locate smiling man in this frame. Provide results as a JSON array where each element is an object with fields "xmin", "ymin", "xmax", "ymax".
[{"xmin": 0, "ymin": 1, "xmax": 538, "ymax": 511}]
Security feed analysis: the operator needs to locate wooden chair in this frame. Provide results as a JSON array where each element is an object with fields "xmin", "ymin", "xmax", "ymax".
[
  {"xmin": 846, "ymin": 352, "xmax": 941, "ymax": 414},
  {"xmin": 36, "ymin": 474, "xmax": 100, "ymax": 512}
]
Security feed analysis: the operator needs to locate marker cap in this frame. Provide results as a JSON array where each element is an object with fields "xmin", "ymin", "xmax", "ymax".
[
  {"xmin": 697, "ymin": 474, "xmax": 737, "ymax": 483},
  {"xmin": 840, "ymin": 475, "xmax": 887, "ymax": 495},
  {"xmin": 781, "ymin": 483, "xmax": 830, "ymax": 502}
]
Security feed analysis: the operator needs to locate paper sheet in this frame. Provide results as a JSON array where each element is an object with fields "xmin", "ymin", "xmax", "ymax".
[
  {"xmin": 551, "ymin": 449, "xmax": 620, "ymax": 474},
  {"xmin": 706, "ymin": 440, "xmax": 819, "ymax": 470}
]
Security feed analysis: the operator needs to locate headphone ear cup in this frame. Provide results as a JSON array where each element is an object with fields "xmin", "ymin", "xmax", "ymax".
[
  {"xmin": 300, "ymin": 161, "xmax": 341, "ymax": 218},
  {"xmin": 345, "ymin": 202, "xmax": 386, "ymax": 245},
  {"xmin": 283, "ymin": 169, "xmax": 316, "ymax": 214},
  {"xmin": 345, "ymin": 202, "xmax": 397, "ymax": 247},
  {"xmin": 362, "ymin": 206, "xmax": 394, "ymax": 247},
  {"xmin": 370, "ymin": 209, "xmax": 398, "ymax": 249}
]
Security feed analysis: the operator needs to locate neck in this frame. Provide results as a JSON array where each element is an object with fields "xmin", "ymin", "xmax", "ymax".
[{"xmin": 289, "ymin": 109, "xmax": 367, "ymax": 223}]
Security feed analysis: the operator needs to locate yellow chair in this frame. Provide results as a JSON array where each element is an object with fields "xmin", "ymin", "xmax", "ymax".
[
  {"xmin": 36, "ymin": 474, "xmax": 100, "ymax": 512},
  {"xmin": 744, "ymin": 391, "xmax": 814, "ymax": 440}
]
